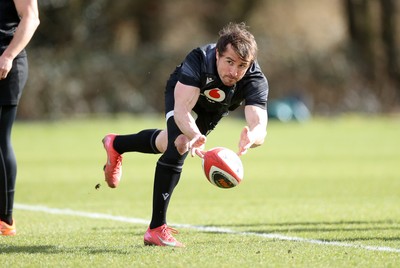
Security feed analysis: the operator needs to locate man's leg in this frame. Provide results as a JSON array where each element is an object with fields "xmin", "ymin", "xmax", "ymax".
[
  {"xmin": 0, "ymin": 106, "xmax": 18, "ymax": 228},
  {"xmin": 144, "ymin": 116, "xmax": 188, "ymax": 247},
  {"xmin": 102, "ymin": 129, "xmax": 162, "ymax": 188},
  {"xmin": 113, "ymin": 129, "xmax": 162, "ymax": 154}
]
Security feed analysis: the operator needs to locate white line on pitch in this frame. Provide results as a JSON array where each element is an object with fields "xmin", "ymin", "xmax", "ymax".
[{"xmin": 15, "ymin": 203, "xmax": 400, "ymax": 253}]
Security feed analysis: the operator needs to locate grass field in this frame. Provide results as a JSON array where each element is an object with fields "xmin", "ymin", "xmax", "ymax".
[{"xmin": 1, "ymin": 114, "xmax": 400, "ymax": 267}]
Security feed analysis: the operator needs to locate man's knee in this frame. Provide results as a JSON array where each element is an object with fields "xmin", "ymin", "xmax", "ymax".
[
  {"xmin": 155, "ymin": 130, "xmax": 168, "ymax": 153},
  {"xmin": 158, "ymin": 136, "xmax": 189, "ymax": 170},
  {"xmin": 174, "ymin": 134, "xmax": 190, "ymax": 155}
]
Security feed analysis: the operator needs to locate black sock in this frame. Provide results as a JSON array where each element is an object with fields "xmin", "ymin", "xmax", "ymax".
[
  {"xmin": 0, "ymin": 214, "xmax": 12, "ymax": 225},
  {"xmin": 149, "ymin": 162, "xmax": 181, "ymax": 229},
  {"xmin": 113, "ymin": 129, "xmax": 161, "ymax": 154},
  {"xmin": 0, "ymin": 189, "xmax": 14, "ymax": 226}
]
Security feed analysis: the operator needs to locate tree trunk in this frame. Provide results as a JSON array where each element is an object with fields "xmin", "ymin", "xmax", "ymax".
[
  {"xmin": 344, "ymin": 0, "xmax": 376, "ymax": 78},
  {"xmin": 380, "ymin": 0, "xmax": 400, "ymax": 85}
]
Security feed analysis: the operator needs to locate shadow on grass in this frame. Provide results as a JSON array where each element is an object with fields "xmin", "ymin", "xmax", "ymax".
[
  {"xmin": 200, "ymin": 219, "xmax": 400, "ymax": 242},
  {"xmin": 0, "ymin": 226, "xmax": 147, "ymax": 255},
  {"xmin": 205, "ymin": 219, "xmax": 399, "ymax": 228},
  {"xmin": 0, "ymin": 244, "xmax": 133, "ymax": 255}
]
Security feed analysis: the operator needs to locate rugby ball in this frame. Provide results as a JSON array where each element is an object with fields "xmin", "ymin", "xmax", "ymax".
[{"xmin": 202, "ymin": 147, "xmax": 244, "ymax": 188}]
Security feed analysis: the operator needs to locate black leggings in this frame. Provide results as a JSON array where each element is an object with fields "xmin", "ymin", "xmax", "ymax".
[{"xmin": 0, "ymin": 105, "xmax": 18, "ymax": 222}]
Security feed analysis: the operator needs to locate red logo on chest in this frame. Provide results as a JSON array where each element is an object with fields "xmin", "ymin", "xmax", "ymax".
[{"xmin": 204, "ymin": 89, "xmax": 226, "ymax": 102}]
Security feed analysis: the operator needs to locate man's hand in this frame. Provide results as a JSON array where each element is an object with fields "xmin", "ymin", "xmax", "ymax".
[
  {"xmin": 0, "ymin": 56, "xmax": 12, "ymax": 80},
  {"xmin": 238, "ymin": 126, "xmax": 255, "ymax": 156},
  {"xmin": 189, "ymin": 134, "xmax": 207, "ymax": 158}
]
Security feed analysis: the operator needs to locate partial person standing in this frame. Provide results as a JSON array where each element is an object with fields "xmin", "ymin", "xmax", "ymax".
[{"xmin": 0, "ymin": 0, "xmax": 40, "ymax": 236}]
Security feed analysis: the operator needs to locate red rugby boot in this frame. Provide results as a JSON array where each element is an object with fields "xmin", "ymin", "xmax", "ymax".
[
  {"xmin": 102, "ymin": 134, "xmax": 123, "ymax": 188},
  {"xmin": 144, "ymin": 224, "xmax": 184, "ymax": 247},
  {"xmin": 0, "ymin": 219, "xmax": 16, "ymax": 236}
]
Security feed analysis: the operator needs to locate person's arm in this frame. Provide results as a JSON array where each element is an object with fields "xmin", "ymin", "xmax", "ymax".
[
  {"xmin": 173, "ymin": 81, "xmax": 207, "ymax": 155},
  {"xmin": 0, "ymin": 0, "xmax": 40, "ymax": 79},
  {"xmin": 238, "ymin": 105, "xmax": 268, "ymax": 156}
]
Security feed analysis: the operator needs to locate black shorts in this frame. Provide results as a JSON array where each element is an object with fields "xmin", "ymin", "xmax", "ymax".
[{"xmin": 0, "ymin": 48, "xmax": 28, "ymax": 106}]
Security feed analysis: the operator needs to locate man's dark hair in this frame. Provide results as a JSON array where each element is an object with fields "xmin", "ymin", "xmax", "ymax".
[{"xmin": 216, "ymin": 22, "xmax": 258, "ymax": 62}]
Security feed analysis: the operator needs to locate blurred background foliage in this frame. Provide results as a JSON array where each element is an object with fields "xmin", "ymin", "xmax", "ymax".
[{"xmin": 18, "ymin": 0, "xmax": 400, "ymax": 119}]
